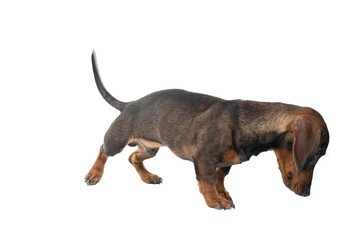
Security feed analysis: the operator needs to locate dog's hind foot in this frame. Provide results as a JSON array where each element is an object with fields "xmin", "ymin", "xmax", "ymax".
[
  {"xmin": 84, "ymin": 169, "xmax": 103, "ymax": 186},
  {"xmin": 85, "ymin": 150, "xmax": 108, "ymax": 186},
  {"xmin": 141, "ymin": 174, "xmax": 163, "ymax": 184}
]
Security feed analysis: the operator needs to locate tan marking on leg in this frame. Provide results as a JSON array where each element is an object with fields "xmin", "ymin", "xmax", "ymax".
[
  {"xmin": 199, "ymin": 181, "xmax": 233, "ymax": 210},
  {"xmin": 128, "ymin": 146, "xmax": 162, "ymax": 184},
  {"xmin": 85, "ymin": 150, "xmax": 108, "ymax": 185},
  {"xmin": 215, "ymin": 167, "xmax": 232, "ymax": 202}
]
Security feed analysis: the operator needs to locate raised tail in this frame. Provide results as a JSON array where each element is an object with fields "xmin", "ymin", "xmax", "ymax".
[{"xmin": 91, "ymin": 50, "xmax": 125, "ymax": 111}]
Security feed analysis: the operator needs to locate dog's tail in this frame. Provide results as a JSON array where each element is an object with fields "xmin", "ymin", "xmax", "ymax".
[{"xmin": 91, "ymin": 50, "xmax": 125, "ymax": 111}]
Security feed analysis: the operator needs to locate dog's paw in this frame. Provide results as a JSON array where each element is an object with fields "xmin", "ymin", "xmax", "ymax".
[
  {"xmin": 141, "ymin": 174, "xmax": 163, "ymax": 184},
  {"xmin": 84, "ymin": 169, "xmax": 103, "ymax": 186},
  {"xmin": 217, "ymin": 189, "xmax": 233, "ymax": 203},
  {"xmin": 206, "ymin": 197, "xmax": 235, "ymax": 210}
]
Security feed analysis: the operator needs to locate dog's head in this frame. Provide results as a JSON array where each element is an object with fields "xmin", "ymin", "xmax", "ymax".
[{"xmin": 275, "ymin": 111, "xmax": 329, "ymax": 196}]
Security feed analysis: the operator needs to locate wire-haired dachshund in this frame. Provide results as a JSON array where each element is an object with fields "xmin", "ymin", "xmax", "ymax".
[{"xmin": 85, "ymin": 51, "xmax": 330, "ymax": 210}]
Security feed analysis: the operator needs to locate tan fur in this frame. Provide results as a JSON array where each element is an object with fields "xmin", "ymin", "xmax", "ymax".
[
  {"xmin": 85, "ymin": 151, "xmax": 109, "ymax": 185},
  {"xmin": 128, "ymin": 138, "xmax": 165, "ymax": 149},
  {"xmin": 217, "ymin": 149, "xmax": 244, "ymax": 167}
]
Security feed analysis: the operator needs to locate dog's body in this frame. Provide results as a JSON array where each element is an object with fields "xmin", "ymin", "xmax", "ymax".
[{"xmin": 85, "ymin": 52, "xmax": 329, "ymax": 210}]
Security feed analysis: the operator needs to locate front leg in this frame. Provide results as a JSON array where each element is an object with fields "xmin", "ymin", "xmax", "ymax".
[
  {"xmin": 194, "ymin": 158, "xmax": 234, "ymax": 210},
  {"xmin": 215, "ymin": 166, "xmax": 233, "ymax": 204}
]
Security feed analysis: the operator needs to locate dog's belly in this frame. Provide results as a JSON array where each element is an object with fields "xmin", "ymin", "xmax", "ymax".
[
  {"xmin": 128, "ymin": 138, "xmax": 165, "ymax": 149},
  {"xmin": 167, "ymin": 145, "xmax": 197, "ymax": 161}
]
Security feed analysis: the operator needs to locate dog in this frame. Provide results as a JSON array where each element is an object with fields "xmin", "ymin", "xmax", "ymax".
[{"xmin": 85, "ymin": 51, "xmax": 330, "ymax": 210}]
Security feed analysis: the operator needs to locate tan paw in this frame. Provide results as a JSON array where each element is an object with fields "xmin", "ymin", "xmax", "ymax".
[
  {"xmin": 141, "ymin": 174, "xmax": 163, "ymax": 184},
  {"xmin": 217, "ymin": 189, "xmax": 233, "ymax": 203},
  {"xmin": 84, "ymin": 169, "xmax": 103, "ymax": 186},
  {"xmin": 205, "ymin": 196, "xmax": 235, "ymax": 210}
]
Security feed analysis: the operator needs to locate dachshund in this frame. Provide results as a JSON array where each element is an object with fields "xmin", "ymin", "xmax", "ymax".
[{"xmin": 85, "ymin": 51, "xmax": 329, "ymax": 210}]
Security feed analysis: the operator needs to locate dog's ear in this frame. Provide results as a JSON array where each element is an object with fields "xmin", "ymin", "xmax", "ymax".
[{"xmin": 291, "ymin": 117, "xmax": 321, "ymax": 175}]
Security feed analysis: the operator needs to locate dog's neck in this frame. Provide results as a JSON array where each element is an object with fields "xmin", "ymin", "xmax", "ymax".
[{"xmin": 232, "ymin": 100, "xmax": 294, "ymax": 160}]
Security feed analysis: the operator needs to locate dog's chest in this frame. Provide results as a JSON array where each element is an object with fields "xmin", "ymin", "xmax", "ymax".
[{"xmin": 217, "ymin": 149, "xmax": 248, "ymax": 167}]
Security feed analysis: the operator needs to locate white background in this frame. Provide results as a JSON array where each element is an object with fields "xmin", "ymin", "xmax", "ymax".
[{"xmin": 1, "ymin": 1, "xmax": 359, "ymax": 239}]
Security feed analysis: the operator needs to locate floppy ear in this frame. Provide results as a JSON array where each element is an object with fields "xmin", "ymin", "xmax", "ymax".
[{"xmin": 291, "ymin": 117, "xmax": 320, "ymax": 175}]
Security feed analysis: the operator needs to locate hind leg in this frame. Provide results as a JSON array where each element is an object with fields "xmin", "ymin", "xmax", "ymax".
[
  {"xmin": 85, "ymin": 145, "xmax": 109, "ymax": 185},
  {"xmin": 85, "ymin": 114, "xmax": 130, "ymax": 185},
  {"xmin": 85, "ymin": 143, "xmax": 127, "ymax": 185},
  {"xmin": 128, "ymin": 145, "xmax": 162, "ymax": 184}
]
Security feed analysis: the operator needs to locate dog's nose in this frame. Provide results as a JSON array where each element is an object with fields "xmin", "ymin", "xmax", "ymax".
[
  {"xmin": 294, "ymin": 182, "xmax": 311, "ymax": 197},
  {"xmin": 302, "ymin": 187, "xmax": 311, "ymax": 197}
]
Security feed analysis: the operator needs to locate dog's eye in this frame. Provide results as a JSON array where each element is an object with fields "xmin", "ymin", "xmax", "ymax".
[{"xmin": 313, "ymin": 151, "xmax": 321, "ymax": 158}]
